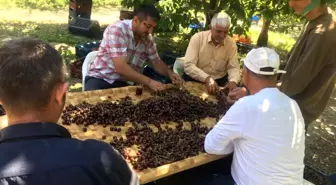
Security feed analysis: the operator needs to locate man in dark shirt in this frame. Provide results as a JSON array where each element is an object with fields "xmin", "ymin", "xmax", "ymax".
[{"xmin": 0, "ymin": 38, "xmax": 139, "ymax": 185}]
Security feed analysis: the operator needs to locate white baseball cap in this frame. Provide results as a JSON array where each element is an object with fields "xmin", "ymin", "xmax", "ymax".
[{"xmin": 243, "ymin": 47, "xmax": 286, "ymax": 75}]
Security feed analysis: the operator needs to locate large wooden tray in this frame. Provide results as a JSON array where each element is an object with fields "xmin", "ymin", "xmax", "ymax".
[{"xmin": 0, "ymin": 82, "xmax": 226, "ymax": 184}]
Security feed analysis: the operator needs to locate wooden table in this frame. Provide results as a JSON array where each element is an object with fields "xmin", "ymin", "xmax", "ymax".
[{"xmin": 0, "ymin": 82, "xmax": 227, "ymax": 184}]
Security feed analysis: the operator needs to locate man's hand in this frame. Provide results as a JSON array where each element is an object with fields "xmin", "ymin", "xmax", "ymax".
[
  {"xmin": 224, "ymin": 81, "xmax": 237, "ymax": 92},
  {"xmin": 147, "ymin": 79, "xmax": 166, "ymax": 92},
  {"xmin": 168, "ymin": 70, "xmax": 185, "ymax": 87},
  {"xmin": 205, "ymin": 76, "xmax": 219, "ymax": 94},
  {"xmin": 226, "ymin": 87, "xmax": 249, "ymax": 104}
]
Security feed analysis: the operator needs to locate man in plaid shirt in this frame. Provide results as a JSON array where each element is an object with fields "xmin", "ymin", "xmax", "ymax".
[{"xmin": 85, "ymin": 4, "xmax": 183, "ymax": 91}]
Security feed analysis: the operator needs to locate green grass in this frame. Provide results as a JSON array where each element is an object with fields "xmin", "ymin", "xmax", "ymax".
[
  {"xmin": 0, "ymin": 0, "xmax": 122, "ymax": 11},
  {"xmin": 0, "ymin": 20, "xmax": 100, "ymax": 67},
  {"xmin": 249, "ymin": 27, "xmax": 296, "ymax": 52}
]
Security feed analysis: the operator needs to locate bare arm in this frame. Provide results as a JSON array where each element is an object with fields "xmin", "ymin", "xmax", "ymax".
[
  {"xmin": 113, "ymin": 56, "xmax": 151, "ymax": 86},
  {"xmin": 151, "ymin": 59, "xmax": 172, "ymax": 76}
]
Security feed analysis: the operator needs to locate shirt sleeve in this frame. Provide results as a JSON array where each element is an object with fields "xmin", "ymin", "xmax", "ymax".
[
  {"xmin": 280, "ymin": 31, "xmax": 329, "ymax": 97},
  {"xmin": 204, "ymin": 100, "xmax": 244, "ymax": 155},
  {"xmin": 103, "ymin": 25, "xmax": 128, "ymax": 58},
  {"xmin": 226, "ymin": 43, "xmax": 240, "ymax": 83},
  {"xmin": 184, "ymin": 33, "xmax": 210, "ymax": 82},
  {"xmin": 147, "ymin": 35, "xmax": 161, "ymax": 63}
]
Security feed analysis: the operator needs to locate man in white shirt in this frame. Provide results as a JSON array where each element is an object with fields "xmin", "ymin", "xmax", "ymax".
[{"xmin": 205, "ymin": 48, "xmax": 306, "ymax": 185}]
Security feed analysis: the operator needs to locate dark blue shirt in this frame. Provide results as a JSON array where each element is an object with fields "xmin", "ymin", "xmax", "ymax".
[{"xmin": 0, "ymin": 122, "xmax": 138, "ymax": 185}]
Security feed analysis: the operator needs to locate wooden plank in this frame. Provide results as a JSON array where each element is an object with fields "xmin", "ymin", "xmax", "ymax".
[
  {"xmin": 138, "ymin": 153, "xmax": 225, "ymax": 184},
  {"xmin": 0, "ymin": 82, "xmax": 226, "ymax": 183}
]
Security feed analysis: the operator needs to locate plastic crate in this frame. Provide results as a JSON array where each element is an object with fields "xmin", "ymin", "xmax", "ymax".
[
  {"xmin": 68, "ymin": 17, "xmax": 101, "ymax": 38},
  {"xmin": 70, "ymin": 57, "xmax": 85, "ymax": 79},
  {"xmin": 68, "ymin": 0, "xmax": 92, "ymax": 22},
  {"xmin": 75, "ymin": 40, "xmax": 101, "ymax": 59},
  {"xmin": 142, "ymin": 65, "xmax": 171, "ymax": 84},
  {"xmin": 120, "ymin": 10, "xmax": 134, "ymax": 20},
  {"xmin": 159, "ymin": 51, "xmax": 184, "ymax": 67},
  {"xmin": 236, "ymin": 42, "xmax": 255, "ymax": 54},
  {"xmin": 304, "ymin": 165, "xmax": 336, "ymax": 185}
]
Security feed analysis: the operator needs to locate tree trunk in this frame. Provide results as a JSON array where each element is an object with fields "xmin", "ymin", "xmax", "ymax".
[
  {"xmin": 257, "ymin": 19, "xmax": 271, "ymax": 47},
  {"xmin": 205, "ymin": 0, "xmax": 218, "ymax": 26}
]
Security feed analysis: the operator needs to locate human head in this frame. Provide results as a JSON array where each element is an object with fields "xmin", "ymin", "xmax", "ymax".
[
  {"xmin": 289, "ymin": 0, "xmax": 327, "ymax": 16},
  {"xmin": 0, "ymin": 38, "xmax": 68, "ymax": 124},
  {"xmin": 242, "ymin": 48, "xmax": 286, "ymax": 93},
  {"xmin": 132, "ymin": 4, "xmax": 161, "ymax": 38},
  {"xmin": 210, "ymin": 12, "xmax": 231, "ymax": 44}
]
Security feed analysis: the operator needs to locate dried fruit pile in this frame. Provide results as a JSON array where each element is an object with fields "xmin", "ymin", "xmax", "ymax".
[
  {"xmin": 62, "ymin": 88, "xmax": 230, "ymax": 127},
  {"xmin": 61, "ymin": 88, "xmax": 230, "ymax": 170},
  {"xmin": 111, "ymin": 122, "xmax": 210, "ymax": 170},
  {"xmin": 62, "ymin": 96, "xmax": 134, "ymax": 127}
]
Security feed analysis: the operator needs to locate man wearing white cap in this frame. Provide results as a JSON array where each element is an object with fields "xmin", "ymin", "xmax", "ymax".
[{"xmin": 205, "ymin": 48, "xmax": 305, "ymax": 185}]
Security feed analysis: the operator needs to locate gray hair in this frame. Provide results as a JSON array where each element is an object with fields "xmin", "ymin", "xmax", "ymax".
[{"xmin": 211, "ymin": 12, "xmax": 231, "ymax": 28}]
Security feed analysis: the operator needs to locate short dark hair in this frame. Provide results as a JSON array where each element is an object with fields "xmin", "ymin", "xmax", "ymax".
[
  {"xmin": 0, "ymin": 38, "xmax": 66, "ymax": 113},
  {"xmin": 134, "ymin": 4, "xmax": 161, "ymax": 22}
]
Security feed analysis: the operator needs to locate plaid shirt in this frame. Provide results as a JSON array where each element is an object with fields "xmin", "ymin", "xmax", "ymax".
[{"xmin": 87, "ymin": 20, "xmax": 160, "ymax": 84}]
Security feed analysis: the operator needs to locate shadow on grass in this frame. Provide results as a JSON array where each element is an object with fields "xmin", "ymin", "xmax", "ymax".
[
  {"xmin": 0, "ymin": 20, "xmax": 98, "ymax": 45},
  {"xmin": 0, "ymin": 20, "xmax": 103, "ymax": 67}
]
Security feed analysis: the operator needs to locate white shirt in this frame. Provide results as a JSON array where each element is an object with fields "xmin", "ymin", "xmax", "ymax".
[{"xmin": 205, "ymin": 88, "xmax": 305, "ymax": 185}]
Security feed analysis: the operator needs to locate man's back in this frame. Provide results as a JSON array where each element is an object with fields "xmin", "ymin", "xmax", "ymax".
[
  {"xmin": 231, "ymin": 88, "xmax": 305, "ymax": 185},
  {"xmin": 0, "ymin": 122, "xmax": 138, "ymax": 185}
]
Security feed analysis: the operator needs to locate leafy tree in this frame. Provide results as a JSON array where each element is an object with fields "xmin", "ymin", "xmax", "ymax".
[
  {"xmin": 121, "ymin": 0, "xmax": 335, "ymax": 48},
  {"xmin": 121, "ymin": 0, "xmax": 252, "ymax": 35}
]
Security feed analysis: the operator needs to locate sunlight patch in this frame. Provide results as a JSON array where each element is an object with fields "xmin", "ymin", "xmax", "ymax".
[
  {"xmin": 290, "ymin": 100, "xmax": 303, "ymax": 148},
  {"xmin": 0, "ymin": 155, "xmax": 33, "ymax": 175},
  {"xmin": 325, "ymin": 127, "xmax": 335, "ymax": 136},
  {"xmin": 261, "ymin": 99, "xmax": 270, "ymax": 112}
]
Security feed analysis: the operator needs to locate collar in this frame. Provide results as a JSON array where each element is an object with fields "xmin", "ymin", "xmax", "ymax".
[
  {"xmin": 126, "ymin": 19, "xmax": 133, "ymax": 36},
  {"xmin": 126, "ymin": 19, "xmax": 151, "ymax": 44},
  {"xmin": 0, "ymin": 122, "xmax": 71, "ymax": 143},
  {"xmin": 207, "ymin": 30, "xmax": 225, "ymax": 46}
]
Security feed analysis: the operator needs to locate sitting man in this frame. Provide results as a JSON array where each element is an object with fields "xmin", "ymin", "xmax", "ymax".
[
  {"xmin": 205, "ymin": 48, "xmax": 305, "ymax": 185},
  {"xmin": 183, "ymin": 12, "xmax": 240, "ymax": 94},
  {"xmin": 0, "ymin": 38, "xmax": 139, "ymax": 185},
  {"xmin": 85, "ymin": 4, "xmax": 183, "ymax": 91}
]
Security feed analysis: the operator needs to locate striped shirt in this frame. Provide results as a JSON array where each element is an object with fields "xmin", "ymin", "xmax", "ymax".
[{"xmin": 87, "ymin": 20, "xmax": 160, "ymax": 84}]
